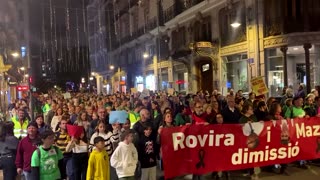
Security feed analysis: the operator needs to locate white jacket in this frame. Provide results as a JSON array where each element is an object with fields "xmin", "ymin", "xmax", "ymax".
[{"xmin": 110, "ymin": 142, "xmax": 138, "ymax": 178}]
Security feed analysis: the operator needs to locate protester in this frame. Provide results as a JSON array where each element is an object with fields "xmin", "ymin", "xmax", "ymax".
[
  {"xmin": 87, "ymin": 136, "xmax": 110, "ymax": 180},
  {"xmin": 35, "ymin": 114, "xmax": 50, "ymax": 134},
  {"xmin": 31, "ymin": 130, "xmax": 64, "ymax": 180},
  {"xmin": 66, "ymin": 128, "xmax": 88, "ymax": 180},
  {"xmin": 222, "ymin": 95, "xmax": 241, "ymax": 124},
  {"xmin": 138, "ymin": 126, "xmax": 157, "ymax": 180},
  {"xmin": 110, "ymin": 130, "xmax": 138, "ymax": 180},
  {"xmin": 55, "ymin": 117, "xmax": 73, "ymax": 180},
  {"xmin": 11, "ymin": 108, "xmax": 29, "ymax": 139},
  {"xmin": 0, "ymin": 121, "xmax": 19, "ymax": 180},
  {"xmin": 15, "ymin": 122, "xmax": 39, "ymax": 180}
]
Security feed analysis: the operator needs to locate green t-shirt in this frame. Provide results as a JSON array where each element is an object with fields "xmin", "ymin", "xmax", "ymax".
[{"xmin": 31, "ymin": 146, "xmax": 63, "ymax": 180}]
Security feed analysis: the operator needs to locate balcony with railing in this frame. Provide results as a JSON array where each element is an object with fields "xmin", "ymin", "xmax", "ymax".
[
  {"xmin": 264, "ymin": 16, "xmax": 320, "ymax": 37},
  {"xmin": 111, "ymin": 0, "xmax": 205, "ymax": 50}
]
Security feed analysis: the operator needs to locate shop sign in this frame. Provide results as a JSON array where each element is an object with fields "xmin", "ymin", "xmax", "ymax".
[
  {"xmin": 17, "ymin": 85, "xmax": 29, "ymax": 91},
  {"xmin": 195, "ymin": 42, "xmax": 213, "ymax": 48},
  {"xmin": 175, "ymin": 80, "xmax": 185, "ymax": 84}
]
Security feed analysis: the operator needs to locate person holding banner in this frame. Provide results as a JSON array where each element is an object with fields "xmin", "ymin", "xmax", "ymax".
[
  {"xmin": 191, "ymin": 101, "xmax": 209, "ymax": 125},
  {"xmin": 267, "ymin": 102, "xmax": 289, "ymax": 175}
]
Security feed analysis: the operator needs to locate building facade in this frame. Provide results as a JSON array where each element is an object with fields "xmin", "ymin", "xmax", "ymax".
[
  {"xmin": 0, "ymin": 0, "xmax": 31, "ymax": 108},
  {"xmin": 88, "ymin": 0, "xmax": 320, "ymax": 96}
]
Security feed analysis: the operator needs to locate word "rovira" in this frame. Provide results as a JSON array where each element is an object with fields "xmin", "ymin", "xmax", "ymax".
[{"xmin": 172, "ymin": 130, "xmax": 235, "ymax": 151}]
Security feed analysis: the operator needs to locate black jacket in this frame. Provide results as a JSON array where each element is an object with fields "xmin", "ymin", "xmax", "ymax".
[
  {"xmin": 138, "ymin": 135, "xmax": 157, "ymax": 168},
  {"xmin": 254, "ymin": 109, "xmax": 268, "ymax": 121},
  {"xmin": 221, "ymin": 106, "xmax": 241, "ymax": 124}
]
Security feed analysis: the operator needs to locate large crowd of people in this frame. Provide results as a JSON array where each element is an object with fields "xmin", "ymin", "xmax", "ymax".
[{"xmin": 0, "ymin": 84, "xmax": 319, "ymax": 180}]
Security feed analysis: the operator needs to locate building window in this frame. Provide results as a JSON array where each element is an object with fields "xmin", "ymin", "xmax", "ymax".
[
  {"xmin": 219, "ymin": 2, "xmax": 246, "ymax": 46},
  {"xmin": 265, "ymin": 45, "xmax": 320, "ymax": 97},
  {"xmin": 222, "ymin": 53, "xmax": 249, "ymax": 92}
]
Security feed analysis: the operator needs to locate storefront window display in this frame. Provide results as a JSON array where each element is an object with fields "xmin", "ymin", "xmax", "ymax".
[
  {"xmin": 265, "ymin": 45, "xmax": 320, "ymax": 97},
  {"xmin": 222, "ymin": 53, "xmax": 249, "ymax": 93},
  {"xmin": 146, "ymin": 75, "xmax": 156, "ymax": 91}
]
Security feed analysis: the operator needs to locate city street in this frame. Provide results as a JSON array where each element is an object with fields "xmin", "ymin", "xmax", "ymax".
[{"xmin": 1, "ymin": 164, "xmax": 320, "ymax": 180}]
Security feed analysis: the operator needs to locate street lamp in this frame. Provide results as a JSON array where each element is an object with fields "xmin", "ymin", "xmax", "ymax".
[
  {"xmin": 143, "ymin": 52, "xmax": 149, "ymax": 59},
  {"xmin": 20, "ymin": 67, "xmax": 25, "ymax": 71},
  {"xmin": 89, "ymin": 76, "xmax": 94, "ymax": 81},
  {"xmin": 230, "ymin": 21, "xmax": 241, "ymax": 28},
  {"xmin": 110, "ymin": 65, "xmax": 115, "ymax": 70},
  {"xmin": 11, "ymin": 52, "xmax": 19, "ymax": 58}
]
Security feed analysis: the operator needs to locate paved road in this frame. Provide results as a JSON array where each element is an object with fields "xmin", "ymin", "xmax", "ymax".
[
  {"xmin": 165, "ymin": 164, "xmax": 320, "ymax": 180},
  {"xmin": 1, "ymin": 164, "xmax": 320, "ymax": 179}
]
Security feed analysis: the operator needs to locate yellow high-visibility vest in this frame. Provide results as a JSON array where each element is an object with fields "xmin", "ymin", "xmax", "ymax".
[
  {"xmin": 11, "ymin": 116, "xmax": 29, "ymax": 139},
  {"xmin": 129, "ymin": 112, "xmax": 140, "ymax": 128}
]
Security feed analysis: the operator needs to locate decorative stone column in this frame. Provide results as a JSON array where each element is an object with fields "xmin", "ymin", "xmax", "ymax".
[
  {"xmin": 280, "ymin": 46, "xmax": 288, "ymax": 87},
  {"xmin": 190, "ymin": 54, "xmax": 199, "ymax": 93},
  {"xmin": 304, "ymin": 43, "xmax": 312, "ymax": 93}
]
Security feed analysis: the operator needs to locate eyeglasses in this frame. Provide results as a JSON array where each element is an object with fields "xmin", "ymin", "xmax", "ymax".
[{"xmin": 195, "ymin": 106, "xmax": 203, "ymax": 109}]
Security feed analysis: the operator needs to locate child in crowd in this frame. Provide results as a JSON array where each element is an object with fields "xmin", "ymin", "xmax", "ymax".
[
  {"xmin": 89, "ymin": 120, "xmax": 119, "ymax": 156},
  {"xmin": 138, "ymin": 126, "xmax": 157, "ymax": 180},
  {"xmin": 87, "ymin": 136, "xmax": 110, "ymax": 180},
  {"xmin": 31, "ymin": 130, "xmax": 64, "ymax": 180},
  {"xmin": 110, "ymin": 130, "xmax": 138, "ymax": 180}
]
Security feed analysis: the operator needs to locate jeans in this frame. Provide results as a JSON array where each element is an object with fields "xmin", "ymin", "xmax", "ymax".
[
  {"xmin": 0, "ymin": 155, "xmax": 16, "ymax": 180},
  {"xmin": 63, "ymin": 156, "xmax": 75, "ymax": 180},
  {"xmin": 22, "ymin": 171, "xmax": 32, "ymax": 180},
  {"xmin": 72, "ymin": 153, "xmax": 88, "ymax": 180},
  {"xmin": 118, "ymin": 176, "xmax": 135, "ymax": 180},
  {"xmin": 141, "ymin": 166, "xmax": 156, "ymax": 180}
]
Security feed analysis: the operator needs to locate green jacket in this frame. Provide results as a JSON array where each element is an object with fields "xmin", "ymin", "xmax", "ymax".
[
  {"xmin": 284, "ymin": 106, "xmax": 305, "ymax": 118},
  {"xmin": 174, "ymin": 113, "xmax": 191, "ymax": 126}
]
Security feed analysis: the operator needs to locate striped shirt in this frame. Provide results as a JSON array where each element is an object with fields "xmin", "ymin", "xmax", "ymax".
[
  {"xmin": 55, "ymin": 130, "xmax": 70, "ymax": 154},
  {"xmin": 89, "ymin": 131, "xmax": 119, "ymax": 156}
]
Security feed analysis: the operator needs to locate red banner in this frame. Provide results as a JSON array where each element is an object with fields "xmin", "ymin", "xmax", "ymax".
[{"xmin": 160, "ymin": 118, "xmax": 320, "ymax": 178}]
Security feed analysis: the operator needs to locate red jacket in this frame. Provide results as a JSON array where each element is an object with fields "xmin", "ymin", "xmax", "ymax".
[
  {"xmin": 192, "ymin": 113, "xmax": 207, "ymax": 125},
  {"xmin": 15, "ymin": 135, "xmax": 38, "ymax": 172}
]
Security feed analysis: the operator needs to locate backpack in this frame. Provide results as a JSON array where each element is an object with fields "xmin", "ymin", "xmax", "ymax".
[{"xmin": 36, "ymin": 146, "xmax": 59, "ymax": 159}]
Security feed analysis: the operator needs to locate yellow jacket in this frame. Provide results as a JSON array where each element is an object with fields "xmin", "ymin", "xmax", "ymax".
[
  {"xmin": 11, "ymin": 116, "xmax": 28, "ymax": 139},
  {"xmin": 87, "ymin": 149, "xmax": 110, "ymax": 180}
]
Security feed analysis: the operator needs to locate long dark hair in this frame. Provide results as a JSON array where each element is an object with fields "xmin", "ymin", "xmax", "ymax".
[
  {"xmin": 269, "ymin": 102, "xmax": 281, "ymax": 117},
  {"xmin": 0, "ymin": 121, "xmax": 15, "ymax": 142}
]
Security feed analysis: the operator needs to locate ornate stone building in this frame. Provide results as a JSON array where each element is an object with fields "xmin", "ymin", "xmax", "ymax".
[{"xmin": 88, "ymin": 0, "xmax": 320, "ymax": 95}]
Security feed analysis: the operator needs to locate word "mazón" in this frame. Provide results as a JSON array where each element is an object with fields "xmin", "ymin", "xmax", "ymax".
[{"xmin": 296, "ymin": 123, "xmax": 320, "ymax": 138}]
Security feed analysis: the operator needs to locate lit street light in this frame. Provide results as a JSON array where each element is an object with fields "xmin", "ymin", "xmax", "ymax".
[
  {"xmin": 143, "ymin": 52, "xmax": 149, "ymax": 58},
  {"xmin": 11, "ymin": 52, "xmax": 20, "ymax": 58},
  {"xmin": 89, "ymin": 76, "xmax": 94, "ymax": 81},
  {"xmin": 24, "ymin": 74, "xmax": 29, "ymax": 78},
  {"xmin": 20, "ymin": 67, "xmax": 25, "ymax": 71},
  {"xmin": 231, "ymin": 22, "xmax": 241, "ymax": 28},
  {"xmin": 110, "ymin": 65, "xmax": 114, "ymax": 70}
]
